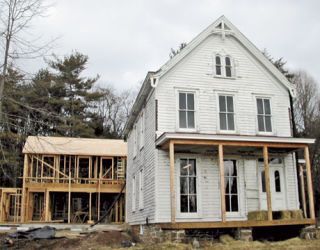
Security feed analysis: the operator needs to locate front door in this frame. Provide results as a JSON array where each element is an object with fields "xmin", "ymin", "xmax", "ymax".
[{"xmin": 259, "ymin": 158, "xmax": 286, "ymax": 211}]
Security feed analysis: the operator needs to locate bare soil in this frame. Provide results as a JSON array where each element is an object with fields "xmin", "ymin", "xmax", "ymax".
[{"xmin": 1, "ymin": 231, "xmax": 320, "ymax": 250}]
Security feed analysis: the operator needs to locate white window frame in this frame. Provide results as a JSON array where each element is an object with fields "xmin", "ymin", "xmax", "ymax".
[
  {"xmin": 133, "ymin": 124, "xmax": 137, "ymax": 158},
  {"xmin": 139, "ymin": 111, "xmax": 144, "ymax": 150},
  {"xmin": 255, "ymin": 96, "xmax": 274, "ymax": 135},
  {"xmin": 176, "ymin": 89, "xmax": 198, "ymax": 132},
  {"xmin": 224, "ymin": 159, "xmax": 241, "ymax": 217},
  {"xmin": 132, "ymin": 175, "xmax": 136, "ymax": 212},
  {"xmin": 216, "ymin": 91, "xmax": 238, "ymax": 134},
  {"xmin": 213, "ymin": 53, "xmax": 235, "ymax": 78},
  {"xmin": 139, "ymin": 168, "xmax": 144, "ymax": 210}
]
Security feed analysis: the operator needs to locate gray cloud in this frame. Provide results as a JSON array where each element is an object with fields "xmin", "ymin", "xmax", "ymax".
[{"xmin": 18, "ymin": 0, "xmax": 320, "ymax": 89}]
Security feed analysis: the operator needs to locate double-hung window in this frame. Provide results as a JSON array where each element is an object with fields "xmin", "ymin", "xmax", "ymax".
[
  {"xmin": 256, "ymin": 98, "xmax": 272, "ymax": 132},
  {"xmin": 133, "ymin": 125, "xmax": 137, "ymax": 157},
  {"xmin": 219, "ymin": 95, "xmax": 235, "ymax": 131},
  {"xmin": 224, "ymin": 160, "xmax": 239, "ymax": 212},
  {"xmin": 139, "ymin": 169, "xmax": 144, "ymax": 209},
  {"xmin": 132, "ymin": 175, "xmax": 136, "ymax": 212},
  {"xmin": 178, "ymin": 92, "xmax": 195, "ymax": 129},
  {"xmin": 180, "ymin": 159, "xmax": 197, "ymax": 213},
  {"xmin": 139, "ymin": 112, "xmax": 144, "ymax": 150}
]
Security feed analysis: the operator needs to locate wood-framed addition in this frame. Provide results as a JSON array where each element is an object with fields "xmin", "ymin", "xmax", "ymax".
[{"xmin": 167, "ymin": 138, "xmax": 316, "ymax": 228}]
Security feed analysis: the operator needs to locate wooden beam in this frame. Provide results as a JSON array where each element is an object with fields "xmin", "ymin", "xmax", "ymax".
[
  {"xmin": 33, "ymin": 156, "xmax": 68, "ymax": 178},
  {"xmin": 170, "ymin": 139, "xmax": 307, "ymax": 149},
  {"xmin": 89, "ymin": 192, "xmax": 92, "ymax": 222},
  {"xmin": 263, "ymin": 146, "xmax": 273, "ymax": 221},
  {"xmin": 304, "ymin": 146, "xmax": 315, "ymax": 219},
  {"xmin": 159, "ymin": 218, "xmax": 316, "ymax": 230},
  {"xmin": 169, "ymin": 140, "xmax": 175, "ymax": 223},
  {"xmin": 218, "ymin": 144, "xmax": 226, "ymax": 222},
  {"xmin": 299, "ymin": 164, "xmax": 307, "ymax": 218}
]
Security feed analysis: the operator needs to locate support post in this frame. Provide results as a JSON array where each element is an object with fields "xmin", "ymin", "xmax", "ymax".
[
  {"xmin": 89, "ymin": 192, "xmax": 92, "ymax": 222},
  {"xmin": 299, "ymin": 164, "xmax": 307, "ymax": 218},
  {"xmin": 169, "ymin": 140, "xmax": 175, "ymax": 223},
  {"xmin": 218, "ymin": 144, "xmax": 226, "ymax": 222},
  {"xmin": 21, "ymin": 154, "xmax": 28, "ymax": 222},
  {"xmin": 68, "ymin": 157, "xmax": 71, "ymax": 224},
  {"xmin": 304, "ymin": 146, "xmax": 315, "ymax": 219},
  {"xmin": 263, "ymin": 146, "xmax": 273, "ymax": 221},
  {"xmin": 45, "ymin": 189, "xmax": 50, "ymax": 222}
]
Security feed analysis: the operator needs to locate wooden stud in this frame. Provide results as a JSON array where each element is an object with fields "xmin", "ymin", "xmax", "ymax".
[
  {"xmin": 169, "ymin": 140, "xmax": 175, "ymax": 223},
  {"xmin": 304, "ymin": 146, "xmax": 315, "ymax": 219},
  {"xmin": 89, "ymin": 192, "xmax": 92, "ymax": 222},
  {"xmin": 45, "ymin": 189, "xmax": 50, "ymax": 222},
  {"xmin": 20, "ymin": 154, "xmax": 28, "ymax": 222},
  {"xmin": 68, "ymin": 163, "xmax": 71, "ymax": 224},
  {"xmin": 263, "ymin": 146, "xmax": 273, "ymax": 221},
  {"xmin": 299, "ymin": 164, "xmax": 307, "ymax": 218},
  {"xmin": 218, "ymin": 144, "xmax": 226, "ymax": 222}
]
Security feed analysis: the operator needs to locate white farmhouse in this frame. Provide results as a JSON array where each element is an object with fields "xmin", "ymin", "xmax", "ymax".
[{"xmin": 124, "ymin": 16, "xmax": 316, "ymax": 239}]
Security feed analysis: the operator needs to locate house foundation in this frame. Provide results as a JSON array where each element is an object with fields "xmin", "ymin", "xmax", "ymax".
[
  {"xmin": 300, "ymin": 226, "xmax": 320, "ymax": 240},
  {"xmin": 235, "ymin": 228, "xmax": 253, "ymax": 241}
]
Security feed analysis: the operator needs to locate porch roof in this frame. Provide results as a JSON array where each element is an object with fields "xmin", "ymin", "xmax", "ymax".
[{"xmin": 156, "ymin": 132, "xmax": 315, "ymax": 148}]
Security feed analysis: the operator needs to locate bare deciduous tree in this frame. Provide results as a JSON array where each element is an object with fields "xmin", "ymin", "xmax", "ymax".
[{"xmin": 0, "ymin": 0, "xmax": 52, "ymax": 122}]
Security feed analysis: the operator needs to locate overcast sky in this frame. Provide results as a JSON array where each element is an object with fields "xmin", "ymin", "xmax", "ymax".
[{"xmin": 20, "ymin": 0, "xmax": 320, "ymax": 90}]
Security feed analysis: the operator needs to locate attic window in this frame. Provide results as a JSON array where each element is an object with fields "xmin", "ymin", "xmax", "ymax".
[
  {"xmin": 215, "ymin": 56, "xmax": 222, "ymax": 76},
  {"xmin": 214, "ymin": 54, "xmax": 234, "ymax": 78}
]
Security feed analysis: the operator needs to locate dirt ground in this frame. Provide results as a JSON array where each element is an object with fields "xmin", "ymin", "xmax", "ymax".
[{"xmin": 1, "ymin": 231, "xmax": 320, "ymax": 250}]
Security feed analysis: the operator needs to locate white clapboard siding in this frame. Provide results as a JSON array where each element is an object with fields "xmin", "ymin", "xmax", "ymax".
[
  {"xmin": 126, "ymin": 91, "xmax": 156, "ymax": 225},
  {"xmin": 155, "ymin": 35, "xmax": 291, "ymax": 137}
]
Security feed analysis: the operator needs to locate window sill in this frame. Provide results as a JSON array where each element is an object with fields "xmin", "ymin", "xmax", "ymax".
[
  {"xmin": 176, "ymin": 128, "xmax": 198, "ymax": 133},
  {"xmin": 218, "ymin": 130, "xmax": 238, "ymax": 135},
  {"xmin": 214, "ymin": 75, "xmax": 236, "ymax": 80},
  {"xmin": 257, "ymin": 132, "xmax": 275, "ymax": 136},
  {"xmin": 176, "ymin": 212, "xmax": 201, "ymax": 219}
]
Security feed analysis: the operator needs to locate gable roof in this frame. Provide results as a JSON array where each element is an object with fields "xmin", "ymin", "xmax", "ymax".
[
  {"xmin": 23, "ymin": 136, "xmax": 127, "ymax": 157},
  {"xmin": 124, "ymin": 16, "xmax": 295, "ymax": 136}
]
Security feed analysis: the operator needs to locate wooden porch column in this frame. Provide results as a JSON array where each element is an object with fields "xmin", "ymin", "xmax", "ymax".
[
  {"xmin": 304, "ymin": 146, "xmax": 315, "ymax": 219},
  {"xmin": 45, "ymin": 189, "xmax": 50, "ymax": 222},
  {"xmin": 218, "ymin": 144, "xmax": 226, "ymax": 222},
  {"xmin": 299, "ymin": 164, "xmax": 307, "ymax": 218},
  {"xmin": 169, "ymin": 140, "xmax": 175, "ymax": 223},
  {"xmin": 263, "ymin": 146, "xmax": 273, "ymax": 221}
]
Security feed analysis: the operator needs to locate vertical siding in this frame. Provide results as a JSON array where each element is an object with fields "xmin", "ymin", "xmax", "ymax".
[{"xmin": 126, "ymin": 91, "xmax": 156, "ymax": 225}]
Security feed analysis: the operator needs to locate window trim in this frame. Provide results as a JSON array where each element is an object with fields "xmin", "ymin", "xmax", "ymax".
[
  {"xmin": 224, "ymin": 159, "xmax": 240, "ymax": 216},
  {"xmin": 139, "ymin": 111, "xmax": 144, "ymax": 150},
  {"xmin": 138, "ymin": 168, "xmax": 144, "ymax": 210},
  {"xmin": 176, "ymin": 156, "xmax": 201, "ymax": 219},
  {"xmin": 175, "ymin": 89, "xmax": 198, "ymax": 132},
  {"xmin": 132, "ymin": 175, "xmax": 136, "ymax": 212},
  {"xmin": 133, "ymin": 124, "xmax": 137, "ymax": 158},
  {"xmin": 216, "ymin": 92, "xmax": 238, "ymax": 134},
  {"xmin": 213, "ymin": 53, "xmax": 235, "ymax": 78},
  {"xmin": 255, "ymin": 96, "xmax": 274, "ymax": 135}
]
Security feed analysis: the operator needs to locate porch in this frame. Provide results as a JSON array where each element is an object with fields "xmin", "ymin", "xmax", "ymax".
[{"xmin": 156, "ymin": 133, "xmax": 316, "ymax": 229}]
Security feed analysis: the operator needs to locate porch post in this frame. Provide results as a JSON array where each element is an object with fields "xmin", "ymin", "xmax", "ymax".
[
  {"xmin": 299, "ymin": 164, "xmax": 307, "ymax": 218},
  {"xmin": 169, "ymin": 140, "xmax": 175, "ymax": 223},
  {"xmin": 218, "ymin": 144, "xmax": 226, "ymax": 222},
  {"xmin": 263, "ymin": 146, "xmax": 273, "ymax": 221},
  {"xmin": 304, "ymin": 146, "xmax": 315, "ymax": 219}
]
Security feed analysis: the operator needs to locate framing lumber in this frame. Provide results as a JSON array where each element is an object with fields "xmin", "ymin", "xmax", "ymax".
[
  {"xmin": 169, "ymin": 141, "xmax": 175, "ymax": 223},
  {"xmin": 218, "ymin": 144, "xmax": 226, "ymax": 222},
  {"xmin": 304, "ymin": 146, "xmax": 315, "ymax": 219},
  {"xmin": 21, "ymin": 154, "xmax": 28, "ymax": 222},
  {"xmin": 33, "ymin": 156, "xmax": 69, "ymax": 179},
  {"xmin": 263, "ymin": 146, "xmax": 273, "ymax": 221},
  {"xmin": 165, "ymin": 139, "xmax": 307, "ymax": 149},
  {"xmin": 159, "ymin": 218, "xmax": 316, "ymax": 230}
]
